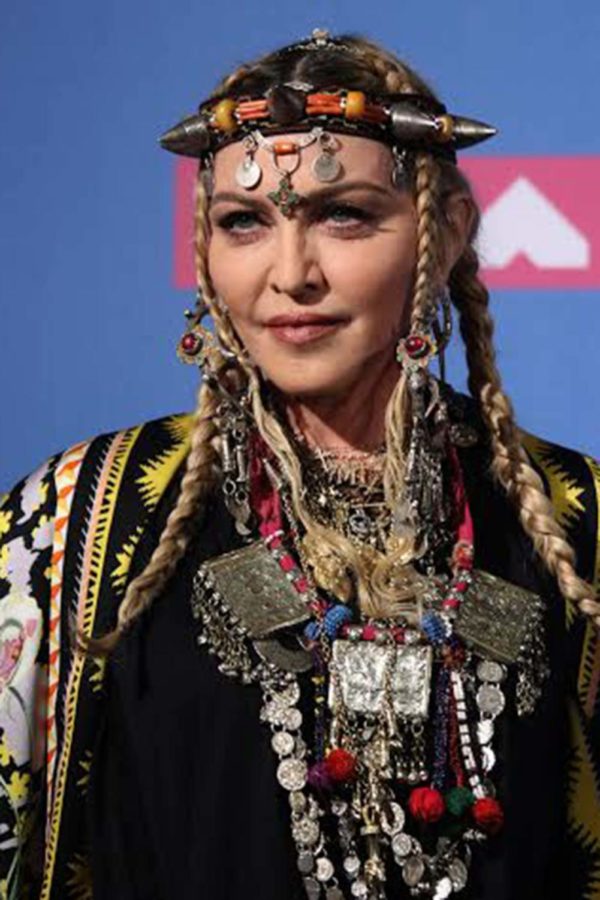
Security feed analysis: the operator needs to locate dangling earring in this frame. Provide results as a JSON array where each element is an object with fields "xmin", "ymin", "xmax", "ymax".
[
  {"xmin": 431, "ymin": 286, "xmax": 453, "ymax": 382},
  {"xmin": 391, "ymin": 146, "xmax": 409, "ymax": 189},
  {"xmin": 177, "ymin": 289, "xmax": 215, "ymax": 367},
  {"xmin": 396, "ymin": 322, "xmax": 451, "ymax": 568}
]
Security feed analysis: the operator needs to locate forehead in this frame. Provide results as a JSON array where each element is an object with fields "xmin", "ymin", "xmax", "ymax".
[{"xmin": 212, "ymin": 133, "xmax": 395, "ymax": 186}]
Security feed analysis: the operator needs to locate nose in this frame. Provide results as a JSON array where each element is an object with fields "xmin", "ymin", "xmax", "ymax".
[{"xmin": 269, "ymin": 223, "xmax": 325, "ymax": 301}]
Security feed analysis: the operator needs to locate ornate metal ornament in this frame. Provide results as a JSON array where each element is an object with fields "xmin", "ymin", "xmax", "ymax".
[
  {"xmin": 455, "ymin": 569, "xmax": 545, "ymax": 664},
  {"xmin": 201, "ymin": 541, "xmax": 310, "ymax": 639},
  {"xmin": 328, "ymin": 640, "xmax": 432, "ymax": 717}
]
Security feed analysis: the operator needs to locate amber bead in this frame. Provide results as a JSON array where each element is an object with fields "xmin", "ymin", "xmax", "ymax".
[
  {"xmin": 213, "ymin": 98, "xmax": 237, "ymax": 132},
  {"xmin": 344, "ymin": 91, "xmax": 366, "ymax": 120}
]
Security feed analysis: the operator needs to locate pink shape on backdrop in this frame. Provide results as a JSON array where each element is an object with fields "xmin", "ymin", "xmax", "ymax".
[{"xmin": 173, "ymin": 156, "xmax": 600, "ymax": 290}]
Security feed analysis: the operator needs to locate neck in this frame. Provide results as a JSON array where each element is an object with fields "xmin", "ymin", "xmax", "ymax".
[{"xmin": 284, "ymin": 354, "xmax": 400, "ymax": 452}]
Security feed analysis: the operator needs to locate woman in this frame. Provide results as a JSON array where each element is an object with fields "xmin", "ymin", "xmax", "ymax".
[{"xmin": 0, "ymin": 30, "xmax": 598, "ymax": 900}]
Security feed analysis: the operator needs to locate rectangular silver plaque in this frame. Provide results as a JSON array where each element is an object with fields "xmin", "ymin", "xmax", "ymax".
[
  {"xmin": 202, "ymin": 541, "xmax": 310, "ymax": 639},
  {"xmin": 328, "ymin": 640, "xmax": 433, "ymax": 717},
  {"xmin": 455, "ymin": 569, "xmax": 544, "ymax": 664}
]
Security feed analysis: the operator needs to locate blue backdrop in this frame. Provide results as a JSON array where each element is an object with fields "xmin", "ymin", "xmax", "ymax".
[{"xmin": 1, "ymin": 0, "xmax": 599, "ymax": 490}]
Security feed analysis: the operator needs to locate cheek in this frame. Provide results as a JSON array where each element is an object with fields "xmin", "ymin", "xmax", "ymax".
[
  {"xmin": 322, "ymin": 232, "xmax": 416, "ymax": 323},
  {"xmin": 207, "ymin": 236, "xmax": 264, "ymax": 316}
]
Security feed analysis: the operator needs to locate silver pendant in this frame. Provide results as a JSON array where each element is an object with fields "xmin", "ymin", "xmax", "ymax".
[
  {"xmin": 449, "ymin": 859, "xmax": 468, "ymax": 891},
  {"xmin": 476, "ymin": 683, "xmax": 505, "ymax": 717},
  {"xmin": 403, "ymin": 855, "xmax": 425, "ymax": 887},
  {"xmin": 381, "ymin": 801, "xmax": 405, "ymax": 836},
  {"xmin": 477, "ymin": 659, "xmax": 506, "ymax": 684},
  {"xmin": 277, "ymin": 758, "xmax": 307, "ymax": 791},
  {"xmin": 312, "ymin": 152, "xmax": 341, "ymax": 183},
  {"xmin": 293, "ymin": 816, "xmax": 320, "ymax": 846},
  {"xmin": 434, "ymin": 876, "xmax": 453, "ymax": 899},
  {"xmin": 316, "ymin": 857, "xmax": 335, "ymax": 882},
  {"xmin": 298, "ymin": 852, "xmax": 314, "ymax": 875},
  {"xmin": 329, "ymin": 640, "xmax": 432, "ymax": 717},
  {"xmin": 392, "ymin": 832, "xmax": 412, "ymax": 859},
  {"xmin": 271, "ymin": 731, "xmax": 295, "ymax": 756},
  {"xmin": 236, "ymin": 157, "xmax": 262, "ymax": 189}
]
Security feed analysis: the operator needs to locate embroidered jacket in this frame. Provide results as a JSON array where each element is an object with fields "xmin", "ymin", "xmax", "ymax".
[{"xmin": 0, "ymin": 411, "xmax": 598, "ymax": 899}]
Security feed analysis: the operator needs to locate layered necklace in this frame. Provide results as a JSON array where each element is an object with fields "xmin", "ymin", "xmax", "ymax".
[{"xmin": 191, "ymin": 418, "xmax": 548, "ymax": 900}]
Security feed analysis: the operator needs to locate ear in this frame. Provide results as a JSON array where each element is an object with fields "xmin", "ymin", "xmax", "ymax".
[{"xmin": 439, "ymin": 192, "xmax": 476, "ymax": 280}]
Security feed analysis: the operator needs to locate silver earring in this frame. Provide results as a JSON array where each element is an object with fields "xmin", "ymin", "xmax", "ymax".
[
  {"xmin": 431, "ymin": 286, "xmax": 453, "ymax": 381},
  {"xmin": 391, "ymin": 147, "xmax": 409, "ymax": 188}
]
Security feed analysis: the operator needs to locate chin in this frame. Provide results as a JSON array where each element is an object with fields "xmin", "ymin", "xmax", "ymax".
[{"xmin": 261, "ymin": 364, "xmax": 362, "ymax": 401}]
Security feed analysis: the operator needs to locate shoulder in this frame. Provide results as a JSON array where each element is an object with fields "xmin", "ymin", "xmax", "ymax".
[
  {"xmin": 444, "ymin": 385, "xmax": 598, "ymax": 586},
  {"xmin": 0, "ymin": 409, "xmax": 195, "ymax": 618},
  {"xmin": 1, "ymin": 410, "xmax": 194, "ymax": 529}
]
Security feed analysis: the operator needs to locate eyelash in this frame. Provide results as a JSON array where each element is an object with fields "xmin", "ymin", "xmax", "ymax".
[{"xmin": 215, "ymin": 203, "xmax": 375, "ymax": 237}]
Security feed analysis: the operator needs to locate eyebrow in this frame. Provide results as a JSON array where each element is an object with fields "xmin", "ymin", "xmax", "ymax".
[{"xmin": 210, "ymin": 180, "xmax": 394, "ymax": 208}]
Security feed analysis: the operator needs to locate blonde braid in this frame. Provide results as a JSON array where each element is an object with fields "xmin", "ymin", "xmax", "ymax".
[
  {"xmin": 450, "ymin": 248, "xmax": 600, "ymax": 626},
  {"xmin": 83, "ymin": 379, "xmax": 221, "ymax": 655},
  {"xmin": 410, "ymin": 154, "xmax": 443, "ymax": 329}
]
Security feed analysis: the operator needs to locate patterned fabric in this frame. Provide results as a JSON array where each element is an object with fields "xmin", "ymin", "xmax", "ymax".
[{"xmin": 0, "ymin": 412, "xmax": 597, "ymax": 899}]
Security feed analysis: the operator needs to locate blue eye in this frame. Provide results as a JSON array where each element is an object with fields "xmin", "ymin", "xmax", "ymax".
[
  {"xmin": 218, "ymin": 210, "xmax": 262, "ymax": 231},
  {"xmin": 323, "ymin": 203, "xmax": 372, "ymax": 225}
]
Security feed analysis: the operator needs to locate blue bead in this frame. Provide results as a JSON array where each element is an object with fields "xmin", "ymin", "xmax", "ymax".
[
  {"xmin": 304, "ymin": 621, "xmax": 321, "ymax": 641},
  {"xmin": 421, "ymin": 611, "xmax": 446, "ymax": 645},
  {"xmin": 323, "ymin": 604, "xmax": 353, "ymax": 639}
]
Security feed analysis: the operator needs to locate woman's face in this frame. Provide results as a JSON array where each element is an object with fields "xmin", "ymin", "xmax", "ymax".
[{"xmin": 207, "ymin": 134, "xmax": 418, "ymax": 398}]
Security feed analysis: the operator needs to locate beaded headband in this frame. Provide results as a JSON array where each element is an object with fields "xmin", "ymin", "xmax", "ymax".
[{"xmin": 159, "ymin": 82, "xmax": 496, "ymax": 165}]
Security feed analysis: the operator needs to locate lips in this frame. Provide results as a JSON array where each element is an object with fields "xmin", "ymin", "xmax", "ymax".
[{"xmin": 264, "ymin": 313, "xmax": 347, "ymax": 346}]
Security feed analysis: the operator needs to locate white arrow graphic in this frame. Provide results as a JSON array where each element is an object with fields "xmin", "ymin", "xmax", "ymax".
[{"xmin": 477, "ymin": 176, "xmax": 590, "ymax": 269}]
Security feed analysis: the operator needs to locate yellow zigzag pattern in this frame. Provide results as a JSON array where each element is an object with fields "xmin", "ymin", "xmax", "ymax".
[
  {"xmin": 568, "ymin": 697, "xmax": 600, "ymax": 899},
  {"xmin": 136, "ymin": 413, "xmax": 193, "ymax": 510},
  {"xmin": 523, "ymin": 435, "xmax": 586, "ymax": 533},
  {"xmin": 110, "ymin": 524, "xmax": 144, "ymax": 592}
]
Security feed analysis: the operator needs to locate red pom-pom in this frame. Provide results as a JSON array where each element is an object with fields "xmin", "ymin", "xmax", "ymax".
[
  {"xmin": 408, "ymin": 786, "xmax": 445, "ymax": 823},
  {"xmin": 472, "ymin": 797, "xmax": 504, "ymax": 834},
  {"xmin": 324, "ymin": 748, "xmax": 357, "ymax": 783}
]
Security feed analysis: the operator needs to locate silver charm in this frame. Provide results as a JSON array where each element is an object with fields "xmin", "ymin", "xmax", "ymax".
[
  {"xmin": 449, "ymin": 858, "xmax": 469, "ymax": 891},
  {"xmin": 316, "ymin": 858, "xmax": 335, "ymax": 882},
  {"xmin": 236, "ymin": 157, "xmax": 262, "ymax": 189},
  {"xmin": 391, "ymin": 147, "xmax": 409, "ymax": 188},
  {"xmin": 298, "ymin": 852, "xmax": 315, "ymax": 875},
  {"xmin": 277, "ymin": 758, "xmax": 308, "ymax": 791},
  {"xmin": 381, "ymin": 801, "xmax": 405, "ymax": 836},
  {"xmin": 476, "ymin": 684, "xmax": 505, "ymax": 717},
  {"xmin": 392, "ymin": 833, "xmax": 412, "ymax": 858},
  {"xmin": 311, "ymin": 131, "xmax": 342, "ymax": 182},
  {"xmin": 403, "ymin": 855, "xmax": 425, "ymax": 887},
  {"xmin": 476, "ymin": 660, "xmax": 506, "ymax": 683},
  {"xmin": 343, "ymin": 855, "xmax": 361, "ymax": 877},
  {"xmin": 272, "ymin": 731, "xmax": 295, "ymax": 756},
  {"xmin": 293, "ymin": 816, "xmax": 320, "ymax": 846},
  {"xmin": 236, "ymin": 135, "xmax": 262, "ymax": 189},
  {"xmin": 434, "ymin": 876, "xmax": 453, "ymax": 899}
]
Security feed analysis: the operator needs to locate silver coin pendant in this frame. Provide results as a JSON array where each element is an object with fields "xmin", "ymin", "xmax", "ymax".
[
  {"xmin": 312, "ymin": 152, "xmax": 341, "ymax": 183},
  {"xmin": 236, "ymin": 158, "xmax": 262, "ymax": 189}
]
